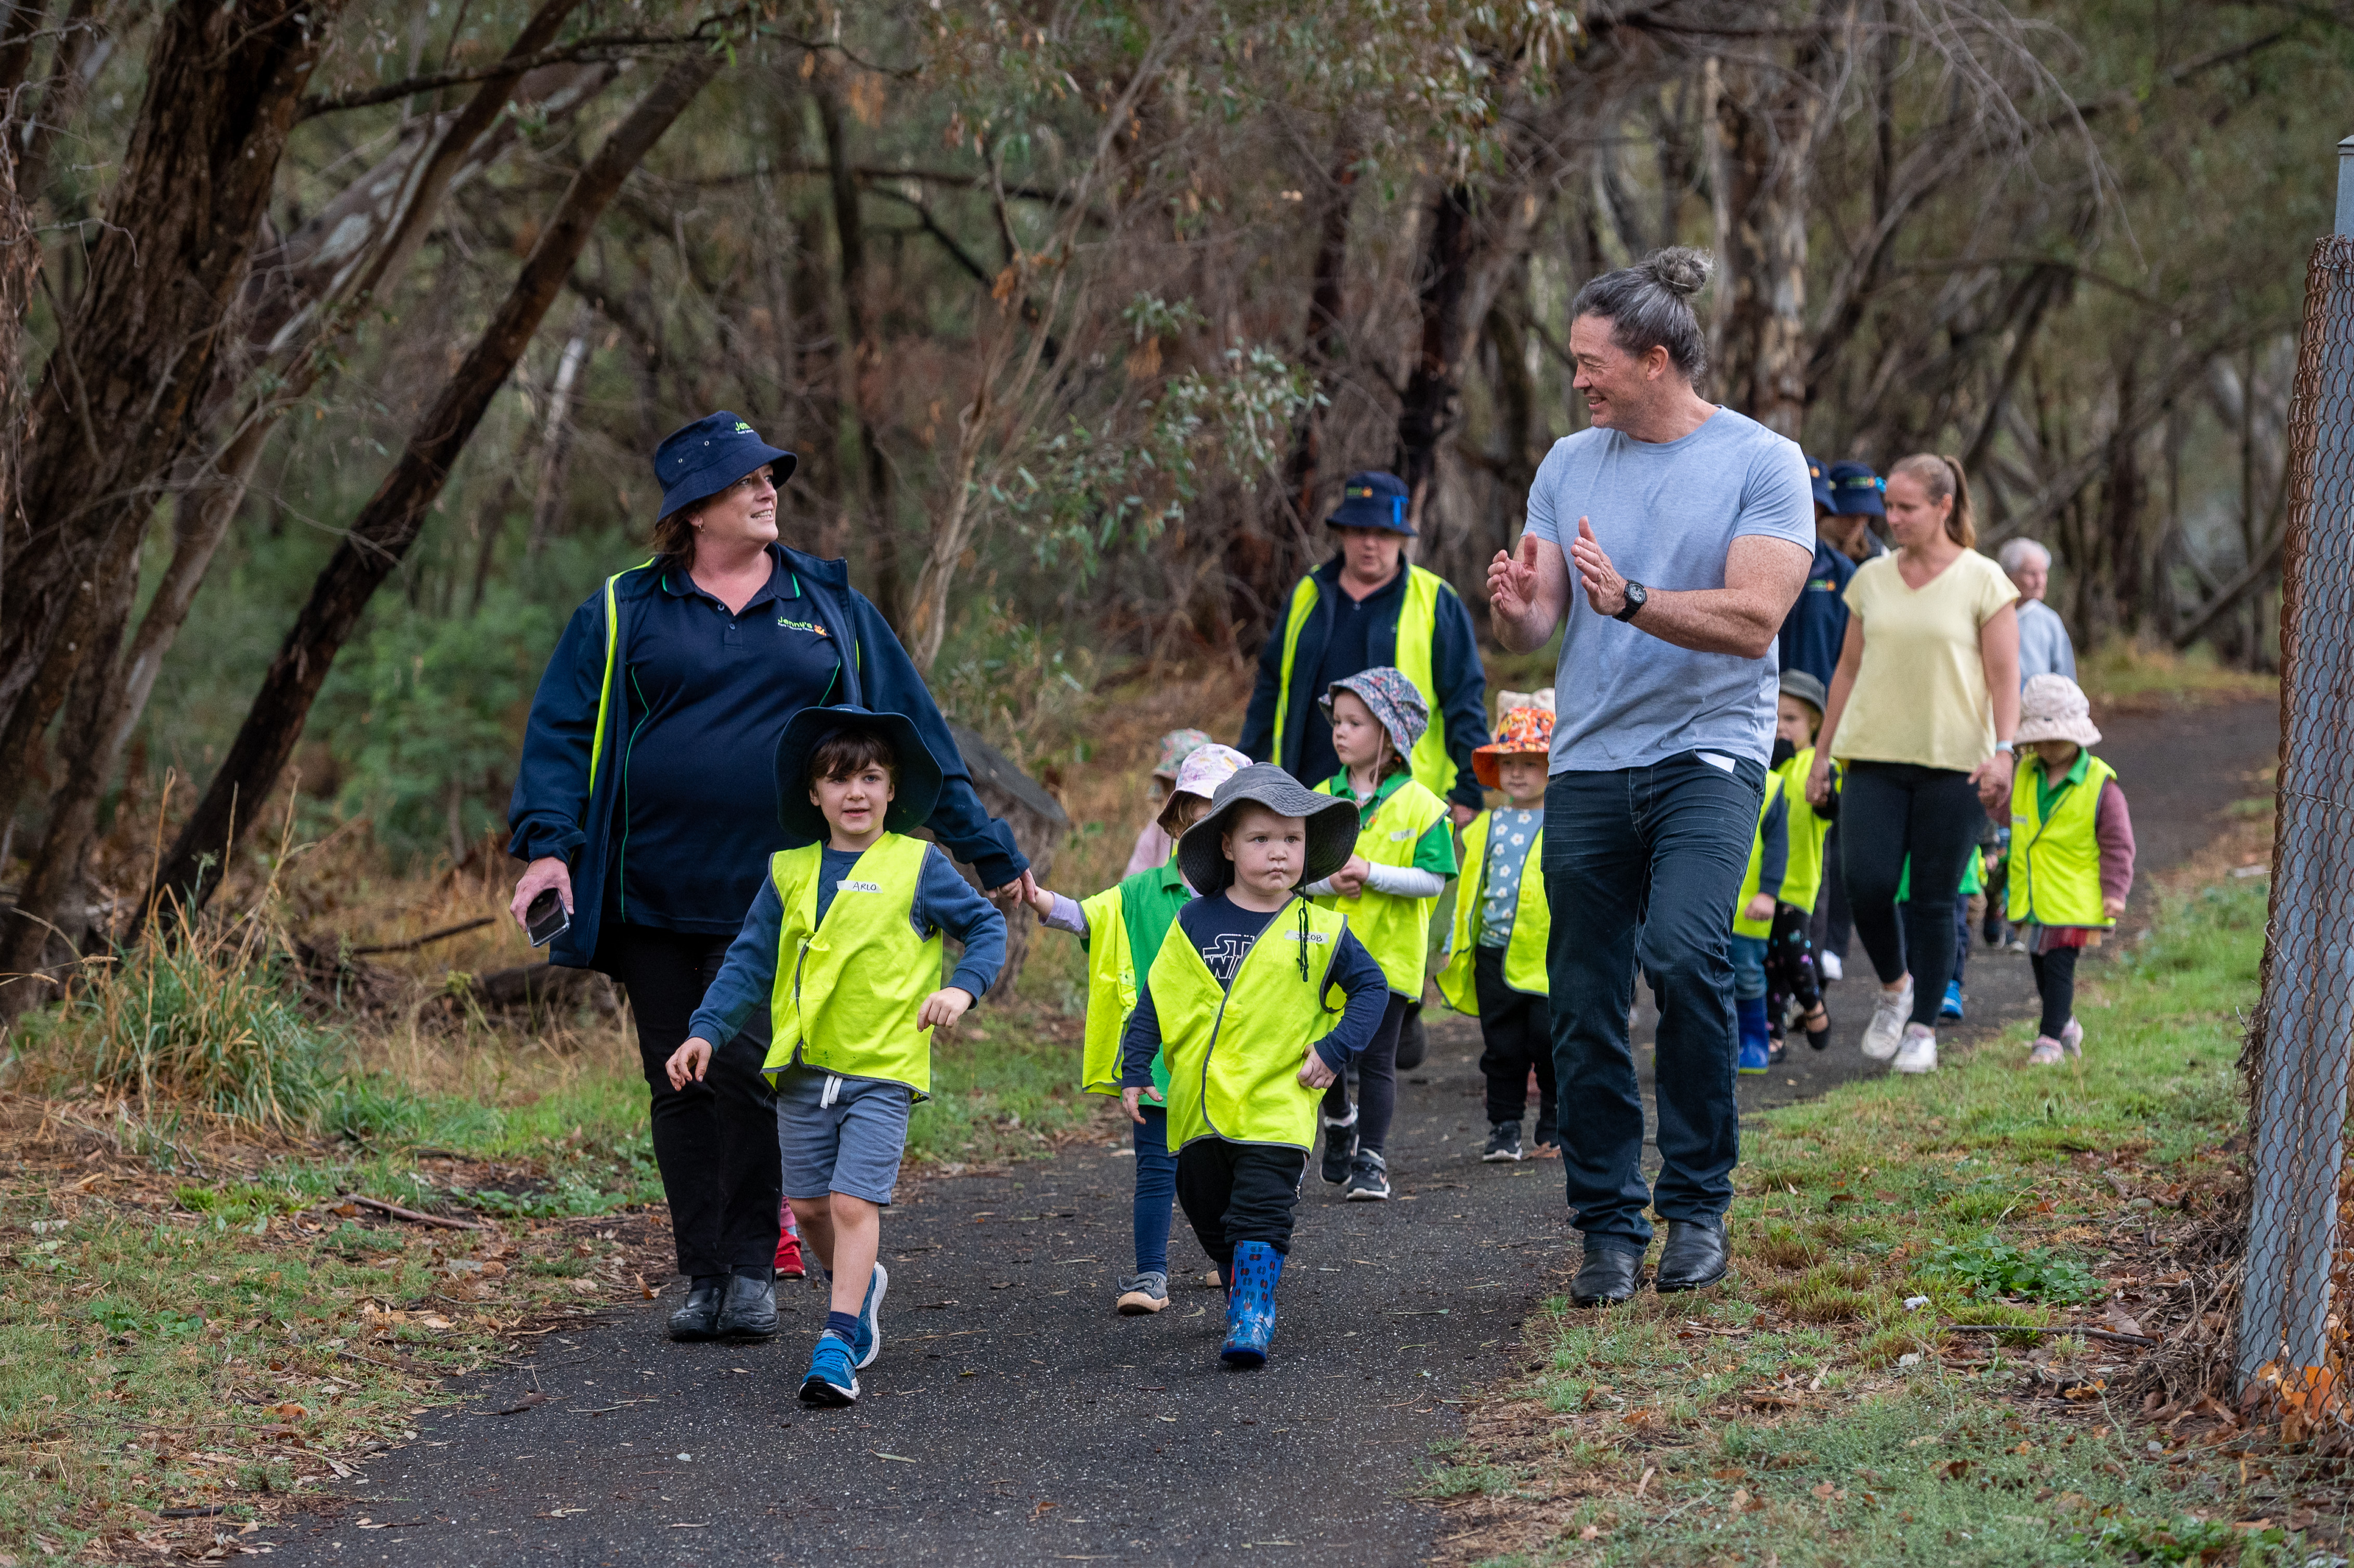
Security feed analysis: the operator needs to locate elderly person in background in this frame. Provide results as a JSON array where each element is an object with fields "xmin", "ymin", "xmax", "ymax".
[{"xmin": 1999, "ymin": 539, "xmax": 2076, "ymax": 684}]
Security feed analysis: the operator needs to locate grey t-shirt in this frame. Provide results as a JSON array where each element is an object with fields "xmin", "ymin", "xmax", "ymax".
[
  {"xmin": 2016, "ymin": 598, "xmax": 2077, "ymax": 684},
  {"xmin": 1525, "ymin": 408, "xmax": 1814, "ymax": 772}
]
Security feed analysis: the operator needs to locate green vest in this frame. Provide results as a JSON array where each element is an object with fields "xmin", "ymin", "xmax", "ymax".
[
  {"xmin": 1774, "ymin": 747, "xmax": 1836, "ymax": 915},
  {"xmin": 1155, "ymin": 898, "xmax": 1349, "ymax": 1152},
  {"xmin": 761, "ymin": 833, "xmax": 939, "ymax": 1098},
  {"xmin": 2007, "ymin": 752, "xmax": 2118, "ymax": 929},
  {"xmin": 1315, "ymin": 773, "xmax": 1451, "ymax": 995},
  {"xmin": 1733, "ymin": 770, "xmax": 1788, "ymax": 939},
  {"xmin": 1272, "ymin": 565, "xmax": 1455, "ymax": 798},
  {"xmin": 1436, "ymin": 812, "xmax": 1547, "ymax": 1010},
  {"xmin": 1077, "ymin": 861, "xmax": 1191, "ymax": 1099}
]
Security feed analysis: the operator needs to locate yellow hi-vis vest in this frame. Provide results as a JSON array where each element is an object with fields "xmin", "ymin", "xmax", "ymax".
[
  {"xmin": 1154, "ymin": 898, "xmax": 1349, "ymax": 1152},
  {"xmin": 761, "ymin": 833, "xmax": 939, "ymax": 1098},
  {"xmin": 1436, "ymin": 813, "xmax": 1547, "ymax": 1010},
  {"xmin": 1315, "ymin": 774, "xmax": 1451, "ymax": 995},
  {"xmin": 1271, "ymin": 565, "xmax": 1456, "ymax": 798},
  {"xmin": 2007, "ymin": 752, "xmax": 2118, "ymax": 929},
  {"xmin": 1733, "ymin": 770, "xmax": 1788, "ymax": 939},
  {"xmin": 1774, "ymin": 746, "xmax": 1836, "ymax": 915}
]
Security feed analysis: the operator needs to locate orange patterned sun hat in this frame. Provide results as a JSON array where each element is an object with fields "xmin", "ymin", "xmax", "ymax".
[{"xmin": 1473, "ymin": 705, "xmax": 1554, "ymax": 790}]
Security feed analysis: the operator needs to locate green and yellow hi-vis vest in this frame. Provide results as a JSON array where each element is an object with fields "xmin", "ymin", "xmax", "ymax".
[
  {"xmin": 1773, "ymin": 746, "xmax": 1836, "ymax": 916},
  {"xmin": 2008, "ymin": 752, "xmax": 2118, "ymax": 929},
  {"xmin": 1156, "ymin": 897, "xmax": 1349, "ymax": 1152},
  {"xmin": 1315, "ymin": 774, "xmax": 1451, "ymax": 995},
  {"xmin": 761, "ymin": 833, "xmax": 939, "ymax": 1099},
  {"xmin": 1435, "ymin": 813, "xmax": 1547, "ymax": 1011},
  {"xmin": 1077, "ymin": 864, "xmax": 1191, "ymax": 1100},
  {"xmin": 1733, "ymin": 770, "xmax": 1789, "ymax": 939},
  {"xmin": 1271, "ymin": 565, "xmax": 1455, "ymax": 798}
]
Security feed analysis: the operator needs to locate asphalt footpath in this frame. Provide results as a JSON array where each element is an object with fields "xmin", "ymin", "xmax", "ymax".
[{"xmin": 254, "ymin": 699, "xmax": 2277, "ymax": 1567}]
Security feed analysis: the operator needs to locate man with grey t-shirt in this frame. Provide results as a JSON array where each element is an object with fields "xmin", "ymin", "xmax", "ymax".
[{"xmin": 1487, "ymin": 248, "xmax": 1812, "ymax": 1310}]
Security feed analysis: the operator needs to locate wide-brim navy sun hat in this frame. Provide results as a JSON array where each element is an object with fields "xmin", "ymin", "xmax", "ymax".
[
  {"xmin": 1327, "ymin": 470, "xmax": 1415, "ymax": 537},
  {"xmin": 1825, "ymin": 460, "xmax": 1885, "ymax": 518},
  {"xmin": 772, "ymin": 705, "xmax": 943, "ymax": 843},
  {"xmin": 1806, "ymin": 454, "xmax": 1833, "ymax": 511},
  {"xmin": 655, "ymin": 410, "xmax": 798, "ymax": 520}
]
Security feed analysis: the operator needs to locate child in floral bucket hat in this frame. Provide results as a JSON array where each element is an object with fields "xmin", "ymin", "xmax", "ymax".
[
  {"xmin": 1305, "ymin": 668, "xmax": 1457, "ymax": 1200},
  {"xmin": 2006, "ymin": 674, "xmax": 2135, "ymax": 1065},
  {"xmin": 1438, "ymin": 702, "xmax": 1556, "ymax": 1162},
  {"xmin": 1124, "ymin": 729, "xmax": 1217, "ymax": 876}
]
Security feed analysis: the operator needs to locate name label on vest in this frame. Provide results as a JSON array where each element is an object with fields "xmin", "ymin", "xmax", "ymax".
[
  {"xmin": 836, "ymin": 879, "xmax": 882, "ymax": 894},
  {"xmin": 1282, "ymin": 931, "xmax": 1331, "ymax": 944},
  {"xmin": 1388, "ymin": 828, "xmax": 1414, "ymax": 842}
]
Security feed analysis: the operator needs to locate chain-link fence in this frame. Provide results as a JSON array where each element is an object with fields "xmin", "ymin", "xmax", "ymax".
[{"xmin": 2237, "ymin": 227, "xmax": 2354, "ymax": 1415}]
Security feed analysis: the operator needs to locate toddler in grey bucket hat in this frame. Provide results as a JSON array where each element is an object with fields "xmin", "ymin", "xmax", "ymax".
[{"xmin": 1176, "ymin": 765, "xmax": 1358, "ymax": 897}]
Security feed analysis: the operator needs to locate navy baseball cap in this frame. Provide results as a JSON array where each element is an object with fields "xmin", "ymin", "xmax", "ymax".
[
  {"xmin": 653, "ymin": 411, "xmax": 797, "ymax": 520},
  {"xmin": 1805, "ymin": 454, "xmax": 1833, "ymax": 510},
  {"xmin": 1825, "ymin": 460, "xmax": 1885, "ymax": 517},
  {"xmin": 1327, "ymin": 471, "xmax": 1415, "ymax": 536}
]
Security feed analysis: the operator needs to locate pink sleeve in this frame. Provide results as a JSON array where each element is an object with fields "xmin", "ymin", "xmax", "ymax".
[
  {"xmin": 2096, "ymin": 779, "xmax": 2136, "ymax": 907},
  {"xmin": 1123, "ymin": 820, "xmax": 1170, "ymax": 879}
]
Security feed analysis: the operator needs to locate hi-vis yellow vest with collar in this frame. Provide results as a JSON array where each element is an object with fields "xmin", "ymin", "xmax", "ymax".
[
  {"xmin": 1773, "ymin": 746, "xmax": 1836, "ymax": 916},
  {"xmin": 761, "ymin": 833, "xmax": 939, "ymax": 1099},
  {"xmin": 1271, "ymin": 566, "xmax": 1454, "ymax": 798},
  {"xmin": 1436, "ymin": 812, "xmax": 1547, "ymax": 1010},
  {"xmin": 1155, "ymin": 898, "xmax": 1349, "ymax": 1152},
  {"xmin": 2007, "ymin": 751, "xmax": 2118, "ymax": 929},
  {"xmin": 1733, "ymin": 770, "xmax": 1788, "ymax": 939},
  {"xmin": 1315, "ymin": 773, "xmax": 1451, "ymax": 995}
]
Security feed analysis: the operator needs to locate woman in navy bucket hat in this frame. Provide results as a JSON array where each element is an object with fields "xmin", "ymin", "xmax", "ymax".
[{"xmin": 507, "ymin": 410, "xmax": 1032, "ymax": 1344}]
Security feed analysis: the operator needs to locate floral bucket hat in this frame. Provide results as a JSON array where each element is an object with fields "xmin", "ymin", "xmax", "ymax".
[
  {"xmin": 2015, "ymin": 673, "xmax": 2102, "ymax": 749},
  {"xmin": 1150, "ymin": 728, "xmax": 1215, "ymax": 782},
  {"xmin": 1318, "ymin": 667, "xmax": 1429, "ymax": 767},
  {"xmin": 1155, "ymin": 742, "xmax": 1252, "ymax": 832},
  {"xmin": 1473, "ymin": 704, "xmax": 1553, "ymax": 790}
]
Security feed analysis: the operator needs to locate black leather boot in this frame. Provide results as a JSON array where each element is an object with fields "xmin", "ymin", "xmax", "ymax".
[
  {"xmin": 667, "ymin": 1278, "xmax": 725, "ymax": 1341},
  {"xmin": 1655, "ymin": 1217, "xmax": 1730, "ymax": 1292},
  {"xmin": 715, "ymin": 1272, "xmax": 778, "ymax": 1339},
  {"xmin": 1570, "ymin": 1247, "xmax": 1643, "ymax": 1307}
]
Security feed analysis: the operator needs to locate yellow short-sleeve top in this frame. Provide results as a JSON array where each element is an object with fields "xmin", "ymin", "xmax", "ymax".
[{"xmin": 1834, "ymin": 548, "xmax": 2018, "ymax": 774}]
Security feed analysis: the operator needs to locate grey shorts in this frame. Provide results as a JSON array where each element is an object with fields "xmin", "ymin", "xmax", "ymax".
[{"xmin": 774, "ymin": 1065, "xmax": 913, "ymax": 1206}]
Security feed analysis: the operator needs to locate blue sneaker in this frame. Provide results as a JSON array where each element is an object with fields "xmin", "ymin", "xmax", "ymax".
[
  {"xmin": 799, "ymin": 1332, "xmax": 859, "ymax": 1406},
  {"xmin": 851, "ymin": 1262, "xmax": 888, "ymax": 1368},
  {"xmin": 1940, "ymin": 981, "xmax": 1965, "ymax": 1021}
]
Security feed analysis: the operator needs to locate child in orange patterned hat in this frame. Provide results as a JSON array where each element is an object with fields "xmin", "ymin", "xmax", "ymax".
[{"xmin": 1436, "ymin": 703, "xmax": 1557, "ymax": 1163}]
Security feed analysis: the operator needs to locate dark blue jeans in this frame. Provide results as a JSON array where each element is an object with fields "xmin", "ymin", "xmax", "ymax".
[
  {"xmin": 1545, "ymin": 752, "xmax": 1763, "ymax": 1253},
  {"xmin": 1132, "ymin": 1106, "xmax": 1176, "ymax": 1276}
]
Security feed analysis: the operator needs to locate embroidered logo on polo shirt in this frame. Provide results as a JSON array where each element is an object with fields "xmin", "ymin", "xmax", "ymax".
[
  {"xmin": 835, "ymin": 879, "xmax": 882, "ymax": 894},
  {"xmin": 777, "ymin": 617, "xmax": 829, "ymax": 636}
]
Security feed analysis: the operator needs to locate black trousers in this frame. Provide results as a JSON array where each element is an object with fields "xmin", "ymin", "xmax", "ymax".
[
  {"xmin": 1176, "ymin": 1139, "xmax": 1307, "ymax": 1273},
  {"xmin": 1813, "ymin": 819, "xmax": 1855, "ymax": 966},
  {"xmin": 1319, "ymin": 992, "xmax": 1408, "ymax": 1155},
  {"xmin": 603, "ymin": 923, "xmax": 781, "ymax": 1280},
  {"xmin": 1475, "ymin": 946, "xmax": 1554, "ymax": 1128},
  {"xmin": 1763, "ymin": 903, "xmax": 1822, "ymax": 1038},
  {"xmin": 1839, "ymin": 762, "xmax": 1985, "ymax": 1028},
  {"xmin": 2030, "ymin": 944, "xmax": 2082, "ymax": 1039}
]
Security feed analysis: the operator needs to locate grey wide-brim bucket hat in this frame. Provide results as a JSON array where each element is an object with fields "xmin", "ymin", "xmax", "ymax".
[{"xmin": 1176, "ymin": 764, "xmax": 1358, "ymax": 896}]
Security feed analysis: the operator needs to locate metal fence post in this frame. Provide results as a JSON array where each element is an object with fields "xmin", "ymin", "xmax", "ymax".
[{"xmin": 2235, "ymin": 134, "xmax": 2354, "ymax": 1394}]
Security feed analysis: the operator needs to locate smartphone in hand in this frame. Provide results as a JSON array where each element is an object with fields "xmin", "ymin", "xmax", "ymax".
[{"xmin": 525, "ymin": 888, "xmax": 570, "ymax": 948}]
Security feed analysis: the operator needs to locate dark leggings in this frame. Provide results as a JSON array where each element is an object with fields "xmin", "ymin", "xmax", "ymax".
[
  {"xmin": 1474, "ymin": 945, "xmax": 1555, "ymax": 1128},
  {"xmin": 1132, "ymin": 1107, "xmax": 1176, "ymax": 1276},
  {"xmin": 1176, "ymin": 1139, "xmax": 1307, "ymax": 1273},
  {"xmin": 1763, "ymin": 902, "xmax": 1822, "ymax": 1038},
  {"xmin": 603, "ymin": 923, "xmax": 782, "ymax": 1282},
  {"xmin": 1839, "ymin": 762, "xmax": 1986, "ymax": 1028},
  {"xmin": 2030, "ymin": 945, "xmax": 2081, "ymax": 1039},
  {"xmin": 1320, "ymin": 992, "xmax": 1408, "ymax": 1155}
]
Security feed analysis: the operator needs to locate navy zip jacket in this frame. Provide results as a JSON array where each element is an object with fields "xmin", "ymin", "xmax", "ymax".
[
  {"xmin": 508, "ymin": 544, "xmax": 1027, "ymax": 971},
  {"xmin": 1236, "ymin": 558, "xmax": 1489, "ymax": 810}
]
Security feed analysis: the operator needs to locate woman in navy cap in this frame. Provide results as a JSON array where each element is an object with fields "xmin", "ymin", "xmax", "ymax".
[{"xmin": 506, "ymin": 411, "xmax": 1032, "ymax": 1343}]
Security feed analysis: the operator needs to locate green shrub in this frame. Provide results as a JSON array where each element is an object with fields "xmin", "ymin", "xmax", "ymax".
[{"xmin": 1920, "ymin": 1232, "xmax": 2098, "ymax": 1304}]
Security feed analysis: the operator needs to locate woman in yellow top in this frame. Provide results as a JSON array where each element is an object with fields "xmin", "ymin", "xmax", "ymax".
[{"xmin": 1805, "ymin": 454, "xmax": 2019, "ymax": 1077}]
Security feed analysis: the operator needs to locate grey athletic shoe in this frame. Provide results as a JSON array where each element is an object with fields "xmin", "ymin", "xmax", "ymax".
[
  {"xmin": 1115, "ymin": 1271, "xmax": 1169, "ymax": 1315},
  {"xmin": 1861, "ymin": 977, "xmax": 1913, "ymax": 1062},
  {"xmin": 1482, "ymin": 1121, "xmax": 1524, "ymax": 1162},
  {"xmin": 1344, "ymin": 1149, "xmax": 1391, "ymax": 1201}
]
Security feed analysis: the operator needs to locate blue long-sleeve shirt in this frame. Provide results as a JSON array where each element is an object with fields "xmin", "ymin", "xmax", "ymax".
[
  {"xmin": 1757, "ymin": 788, "xmax": 1789, "ymax": 901},
  {"xmin": 1118, "ymin": 893, "xmax": 1391, "ymax": 1087},
  {"xmin": 686, "ymin": 844, "xmax": 1006, "ymax": 1048}
]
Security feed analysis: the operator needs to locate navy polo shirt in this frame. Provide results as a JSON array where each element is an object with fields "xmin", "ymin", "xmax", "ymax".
[
  {"xmin": 1296, "ymin": 568, "xmax": 1409, "ymax": 788},
  {"xmin": 614, "ymin": 554, "xmax": 845, "ymax": 932},
  {"xmin": 1776, "ymin": 538, "xmax": 1858, "ymax": 690}
]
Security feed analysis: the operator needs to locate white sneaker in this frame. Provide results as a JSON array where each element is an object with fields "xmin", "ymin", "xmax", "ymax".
[
  {"xmin": 1861, "ymin": 978, "xmax": 1912, "ymax": 1061},
  {"xmin": 1819, "ymin": 951, "xmax": 1843, "ymax": 983},
  {"xmin": 1893, "ymin": 1023, "xmax": 1938, "ymax": 1074}
]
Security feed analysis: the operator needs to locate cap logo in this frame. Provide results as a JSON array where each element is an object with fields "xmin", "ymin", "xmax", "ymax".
[{"xmin": 734, "ymin": 421, "xmax": 753, "ymax": 435}]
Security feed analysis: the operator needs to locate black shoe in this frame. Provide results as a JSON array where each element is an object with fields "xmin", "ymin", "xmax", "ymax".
[
  {"xmin": 667, "ymin": 1279, "xmax": 725, "ymax": 1341},
  {"xmin": 1319, "ymin": 1118, "xmax": 1357, "ymax": 1184},
  {"xmin": 1767, "ymin": 1037, "xmax": 1787, "ymax": 1067},
  {"xmin": 1571, "ymin": 1247, "xmax": 1642, "ymax": 1307},
  {"xmin": 715, "ymin": 1273, "xmax": 778, "ymax": 1339},
  {"xmin": 1655, "ymin": 1217, "xmax": 1730, "ymax": 1293},
  {"xmin": 1343, "ymin": 1149, "xmax": 1391, "ymax": 1201},
  {"xmin": 1481, "ymin": 1121, "xmax": 1524, "ymax": 1162},
  {"xmin": 1395, "ymin": 1010, "xmax": 1428, "ymax": 1072}
]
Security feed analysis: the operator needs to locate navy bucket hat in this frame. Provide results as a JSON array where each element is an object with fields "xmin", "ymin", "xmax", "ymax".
[
  {"xmin": 1327, "ymin": 471, "xmax": 1415, "ymax": 537},
  {"xmin": 655, "ymin": 411, "xmax": 797, "ymax": 520},
  {"xmin": 1805, "ymin": 454, "xmax": 1833, "ymax": 511},
  {"xmin": 771, "ymin": 705, "xmax": 943, "ymax": 843},
  {"xmin": 1825, "ymin": 460, "xmax": 1885, "ymax": 518}
]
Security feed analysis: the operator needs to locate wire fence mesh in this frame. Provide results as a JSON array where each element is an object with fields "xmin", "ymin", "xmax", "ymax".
[{"xmin": 2238, "ymin": 231, "xmax": 2354, "ymax": 1429}]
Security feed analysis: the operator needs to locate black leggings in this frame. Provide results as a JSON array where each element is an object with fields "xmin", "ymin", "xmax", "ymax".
[
  {"xmin": 1176, "ymin": 1139, "xmax": 1308, "ymax": 1273},
  {"xmin": 1763, "ymin": 903, "xmax": 1822, "ymax": 1038},
  {"xmin": 1320, "ymin": 992, "xmax": 1408, "ymax": 1155},
  {"xmin": 1839, "ymin": 762, "xmax": 1986, "ymax": 1028},
  {"xmin": 1474, "ymin": 946, "xmax": 1555, "ymax": 1128},
  {"xmin": 603, "ymin": 923, "xmax": 782, "ymax": 1281},
  {"xmin": 2030, "ymin": 945, "xmax": 2081, "ymax": 1039}
]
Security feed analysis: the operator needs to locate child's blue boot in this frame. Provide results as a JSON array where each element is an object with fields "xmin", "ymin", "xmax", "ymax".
[
  {"xmin": 1736, "ymin": 997, "xmax": 1771, "ymax": 1075},
  {"xmin": 1220, "ymin": 1241, "xmax": 1284, "ymax": 1368}
]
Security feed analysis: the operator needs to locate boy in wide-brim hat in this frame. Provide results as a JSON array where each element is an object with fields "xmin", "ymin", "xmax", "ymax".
[{"xmin": 1117, "ymin": 765, "xmax": 1392, "ymax": 1368}]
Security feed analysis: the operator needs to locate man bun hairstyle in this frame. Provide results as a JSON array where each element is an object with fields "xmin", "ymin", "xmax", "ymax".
[
  {"xmin": 1890, "ymin": 452, "xmax": 1976, "ymax": 548},
  {"xmin": 1571, "ymin": 245, "xmax": 1715, "ymax": 382},
  {"xmin": 809, "ymin": 725, "xmax": 899, "ymax": 786}
]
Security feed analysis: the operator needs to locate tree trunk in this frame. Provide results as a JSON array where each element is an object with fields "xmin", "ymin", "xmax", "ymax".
[
  {"xmin": 142, "ymin": 49, "xmax": 723, "ymax": 926},
  {"xmin": 817, "ymin": 81, "xmax": 898, "ymax": 624},
  {"xmin": 1710, "ymin": 55, "xmax": 1822, "ymax": 437},
  {"xmin": 1393, "ymin": 182, "xmax": 1476, "ymax": 556},
  {"xmin": 526, "ymin": 302, "xmax": 594, "ymax": 557}
]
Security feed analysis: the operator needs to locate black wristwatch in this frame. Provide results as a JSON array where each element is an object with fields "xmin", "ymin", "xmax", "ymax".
[{"xmin": 1613, "ymin": 579, "xmax": 1649, "ymax": 622}]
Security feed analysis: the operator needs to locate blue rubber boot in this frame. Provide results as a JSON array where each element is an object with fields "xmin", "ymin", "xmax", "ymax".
[
  {"xmin": 1219, "ymin": 1241, "xmax": 1285, "ymax": 1368},
  {"xmin": 1736, "ymin": 997, "xmax": 1771, "ymax": 1075}
]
